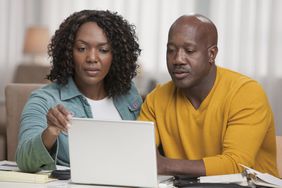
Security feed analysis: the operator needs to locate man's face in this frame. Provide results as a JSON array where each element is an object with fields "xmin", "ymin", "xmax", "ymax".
[{"xmin": 166, "ymin": 23, "xmax": 212, "ymax": 89}]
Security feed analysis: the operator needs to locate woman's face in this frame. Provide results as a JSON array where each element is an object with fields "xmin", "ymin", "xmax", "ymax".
[{"xmin": 73, "ymin": 22, "xmax": 113, "ymax": 89}]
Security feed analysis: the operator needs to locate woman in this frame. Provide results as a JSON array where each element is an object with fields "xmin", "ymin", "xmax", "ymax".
[{"xmin": 16, "ymin": 10, "xmax": 142, "ymax": 172}]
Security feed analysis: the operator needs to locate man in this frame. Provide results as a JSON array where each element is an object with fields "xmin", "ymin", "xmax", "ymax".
[{"xmin": 138, "ymin": 14, "xmax": 279, "ymax": 177}]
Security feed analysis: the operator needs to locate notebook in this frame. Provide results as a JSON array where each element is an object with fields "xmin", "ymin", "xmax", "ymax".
[{"xmin": 68, "ymin": 118, "xmax": 171, "ymax": 188}]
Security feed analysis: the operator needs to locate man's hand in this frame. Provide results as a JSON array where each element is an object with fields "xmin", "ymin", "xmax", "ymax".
[
  {"xmin": 156, "ymin": 149, "xmax": 169, "ymax": 175},
  {"xmin": 156, "ymin": 148, "xmax": 206, "ymax": 176},
  {"xmin": 42, "ymin": 104, "xmax": 72, "ymax": 151}
]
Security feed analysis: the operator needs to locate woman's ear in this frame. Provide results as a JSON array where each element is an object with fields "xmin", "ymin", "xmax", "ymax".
[{"xmin": 208, "ymin": 45, "xmax": 218, "ymax": 64}]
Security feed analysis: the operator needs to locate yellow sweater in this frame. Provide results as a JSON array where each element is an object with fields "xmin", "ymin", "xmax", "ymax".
[{"xmin": 138, "ymin": 66, "xmax": 278, "ymax": 177}]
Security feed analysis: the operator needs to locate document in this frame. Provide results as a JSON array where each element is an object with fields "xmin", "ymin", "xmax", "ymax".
[
  {"xmin": 240, "ymin": 164, "xmax": 282, "ymax": 187},
  {"xmin": 199, "ymin": 164, "xmax": 282, "ymax": 188},
  {"xmin": 199, "ymin": 173, "xmax": 247, "ymax": 184},
  {"xmin": 0, "ymin": 170, "xmax": 55, "ymax": 183},
  {"xmin": 0, "ymin": 160, "xmax": 56, "ymax": 184},
  {"xmin": 0, "ymin": 160, "xmax": 19, "ymax": 171}
]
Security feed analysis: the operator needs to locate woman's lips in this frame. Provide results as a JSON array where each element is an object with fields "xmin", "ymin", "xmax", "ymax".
[{"xmin": 85, "ymin": 68, "xmax": 100, "ymax": 76}]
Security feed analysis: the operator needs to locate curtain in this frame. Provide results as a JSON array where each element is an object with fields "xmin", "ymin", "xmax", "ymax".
[{"xmin": 0, "ymin": 0, "xmax": 281, "ymax": 134}]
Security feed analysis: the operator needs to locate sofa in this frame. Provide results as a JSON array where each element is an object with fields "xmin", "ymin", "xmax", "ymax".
[
  {"xmin": 0, "ymin": 105, "xmax": 6, "ymax": 160},
  {"xmin": 0, "ymin": 63, "xmax": 50, "ymax": 160}
]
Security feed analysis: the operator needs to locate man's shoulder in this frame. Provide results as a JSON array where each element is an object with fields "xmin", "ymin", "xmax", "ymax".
[
  {"xmin": 153, "ymin": 80, "xmax": 175, "ymax": 92},
  {"xmin": 217, "ymin": 66, "xmax": 267, "ymax": 99},
  {"xmin": 146, "ymin": 80, "xmax": 175, "ymax": 99},
  {"xmin": 218, "ymin": 67, "xmax": 253, "ymax": 81},
  {"xmin": 217, "ymin": 66, "xmax": 260, "ymax": 88}
]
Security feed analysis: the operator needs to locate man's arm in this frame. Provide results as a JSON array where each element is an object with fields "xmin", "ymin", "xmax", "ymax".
[{"xmin": 157, "ymin": 149, "xmax": 206, "ymax": 176}]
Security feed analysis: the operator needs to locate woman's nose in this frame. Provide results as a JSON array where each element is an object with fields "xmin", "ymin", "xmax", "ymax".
[{"xmin": 86, "ymin": 48, "xmax": 98, "ymax": 63}]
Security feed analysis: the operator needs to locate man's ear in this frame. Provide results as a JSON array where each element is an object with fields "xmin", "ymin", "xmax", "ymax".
[{"xmin": 208, "ymin": 45, "xmax": 218, "ymax": 64}]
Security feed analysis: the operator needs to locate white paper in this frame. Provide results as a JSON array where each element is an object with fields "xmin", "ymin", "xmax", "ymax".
[
  {"xmin": 240, "ymin": 164, "xmax": 282, "ymax": 186},
  {"xmin": 0, "ymin": 161, "xmax": 19, "ymax": 171},
  {"xmin": 199, "ymin": 173, "xmax": 246, "ymax": 183}
]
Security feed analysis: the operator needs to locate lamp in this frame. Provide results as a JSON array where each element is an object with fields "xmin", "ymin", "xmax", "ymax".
[{"xmin": 23, "ymin": 26, "xmax": 50, "ymax": 64}]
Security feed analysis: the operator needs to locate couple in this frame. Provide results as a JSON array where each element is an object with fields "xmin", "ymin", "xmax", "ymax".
[{"xmin": 16, "ymin": 10, "xmax": 279, "ymax": 177}]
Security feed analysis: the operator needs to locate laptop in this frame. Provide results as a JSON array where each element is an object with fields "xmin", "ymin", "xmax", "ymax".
[{"xmin": 68, "ymin": 118, "xmax": 171, "ymax": 187}]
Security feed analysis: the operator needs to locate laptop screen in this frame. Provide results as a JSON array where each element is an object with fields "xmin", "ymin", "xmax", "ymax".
[{"xmin": 68, "ymin": 118, "xmax": 158, "ymax": 187}]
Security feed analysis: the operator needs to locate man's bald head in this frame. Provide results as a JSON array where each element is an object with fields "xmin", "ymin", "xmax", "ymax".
[{"xmin": 169, "ymin": 14, "xmax": 218, "ymax": 47}]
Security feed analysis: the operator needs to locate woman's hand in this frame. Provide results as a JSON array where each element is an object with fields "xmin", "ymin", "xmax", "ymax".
[{"xmin": 42, "ymin": 104, "xmax": 72, "ymax": 151}]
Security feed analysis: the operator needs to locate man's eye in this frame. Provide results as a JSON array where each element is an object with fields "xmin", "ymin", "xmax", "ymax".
[
  {"xmin": 185, "ymin": 49, "xmax": 195, "ymax": 54},
  {"xmin": 167, "ymin": 48, "xmax": 175, "ymax": 53}
]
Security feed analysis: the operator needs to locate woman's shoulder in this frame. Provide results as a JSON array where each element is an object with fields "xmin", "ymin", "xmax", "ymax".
[
  {"xmin": 21, "ymin": 82, "xmax": 61, "ymax": 113},
  {"xmin": 114, "ymin": 82, "xmax": 143, "ymax": 108},
  {"xmin": 30, "ymin": 82, "xmax": 61, "ymax": 100},
  {"xmin": 127, "ymin": 81, "xmax": 141, "ymax": 96}
]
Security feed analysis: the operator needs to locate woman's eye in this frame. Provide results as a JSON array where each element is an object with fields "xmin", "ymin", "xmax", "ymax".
[
  {"xmin": 99, "ymin": 48, "xmax": 110, "ymax": 53},
  {"xmin": 78, "ymin": 47, "xmax": 86, "ymax": 52}
]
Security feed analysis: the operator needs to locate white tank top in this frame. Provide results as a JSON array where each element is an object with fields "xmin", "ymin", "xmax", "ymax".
[{"xmin": 85, "ymin": 96, "xmax": 122, "ymax": 120}]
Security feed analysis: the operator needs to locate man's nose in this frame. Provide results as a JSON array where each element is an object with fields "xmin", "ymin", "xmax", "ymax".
[{"xmin": 173, "ymin": 49, "xmax": 185, "ymax": 64}]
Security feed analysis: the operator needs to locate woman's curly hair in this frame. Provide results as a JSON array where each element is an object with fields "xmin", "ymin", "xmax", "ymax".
[{"xmin": 47, "ymin": 10, "xmax": 141, "ymax": 97}]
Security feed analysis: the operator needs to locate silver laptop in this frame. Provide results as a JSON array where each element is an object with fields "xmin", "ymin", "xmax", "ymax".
[{"xmin": 68, "ymin": 118, "xmax": 167, "ymax": 188}]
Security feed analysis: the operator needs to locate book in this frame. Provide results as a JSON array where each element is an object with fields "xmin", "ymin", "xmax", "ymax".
[
  {"xmin": 240, "ymin": 164, "xmax": 282, "ymax": 188},
  {"xmin": 0, "ymin": 160, "xmax": 56, "ymax": 184},
  {"xmin": 199, "ymin": 173, "xmax": 247, "ymax": 185},
  {"xmin": 198, "ymin": 164, "xmax": 282, "ymax": 188},
  {"xmin": 0, "ymin": 170, "xmax": 55, "ymax": 183}
]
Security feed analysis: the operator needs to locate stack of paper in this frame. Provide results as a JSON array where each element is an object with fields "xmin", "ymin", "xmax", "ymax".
[
  {"xmin": 200, "ymin": 173, "xmax": 246, "ymax": 183},
  {"xmin": 199, "ymin": 164, "xmax": 282, "ymax": 188},
  {"xmin": 0, "ymin": 170, "xmax": 54, "ymax": 183},
  {"xmin": 240, "ymin": 164, "xmax": 282, "ymax": 188},
  {"xmin": 0, "ymin": 160, "xmax": 56, "ymax": 184}
]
